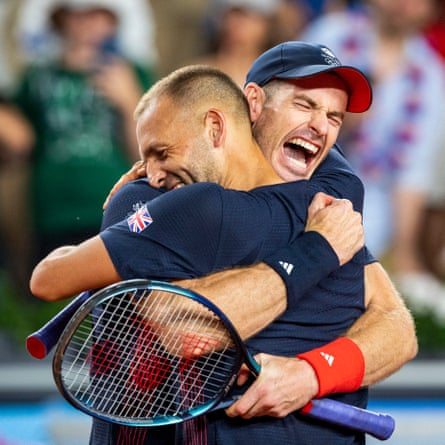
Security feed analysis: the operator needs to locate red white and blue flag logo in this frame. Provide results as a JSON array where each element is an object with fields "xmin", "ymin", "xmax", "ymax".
[{"xmin": 127, "ymin": 204, "xmax": 153, "ymax": 233}]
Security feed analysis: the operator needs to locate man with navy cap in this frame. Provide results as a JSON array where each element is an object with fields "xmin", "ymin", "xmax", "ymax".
[{"xmin": 215, "ymin": 41, "xmax": 414, "ymax": 419}]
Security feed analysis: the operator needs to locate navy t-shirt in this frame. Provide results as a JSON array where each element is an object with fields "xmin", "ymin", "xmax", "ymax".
[
  {"xmin": 94, "ymin": 148, "xmax": 369, "ymax": 444},
  {"xmin": 100, "ymin": 148, "xmax": 367, "ymax": 282}
]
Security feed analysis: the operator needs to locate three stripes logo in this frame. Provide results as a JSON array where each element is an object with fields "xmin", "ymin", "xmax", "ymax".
[
  {"xmin": 278, "ymin": 261, "xmax": 294, "ymax": 275},
  {"xmin": 320, "ymin": 351, "xmax": 334, "ymax": 366}
]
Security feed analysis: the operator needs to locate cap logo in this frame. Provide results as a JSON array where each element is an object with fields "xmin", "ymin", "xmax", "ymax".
[{"xmin": 320, "ymin": 46, "xmax": 341, "ymax": 66}]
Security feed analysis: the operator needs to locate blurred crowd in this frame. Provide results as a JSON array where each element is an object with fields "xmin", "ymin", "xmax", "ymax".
[{"xmin": 0, "ymin": 0, "xmax": 445, "ymax": 320}]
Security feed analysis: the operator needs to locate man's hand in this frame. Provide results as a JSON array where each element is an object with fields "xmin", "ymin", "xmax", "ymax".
[
  {"xmin": 225, "ymin": 353, "xmax": 318, "ymax": 419},
  {"xmin": 102, "ymin": 160, "xmax": 146, "ymax": 209},
  {"xmin": 306, "ymin": 192, "xmax": 364, "ymax": 265}
]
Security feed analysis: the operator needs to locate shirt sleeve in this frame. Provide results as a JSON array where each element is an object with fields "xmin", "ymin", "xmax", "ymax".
[
  {"xmin": 100, "ymin": 182, "xmax": 282, "ymax": 281},
  {"xmin": 100, "ymin": 183, "xmax": 225, "ymax": 280},
  {"xmin": 100, "ymin": 179, "xmax": 164, "ymax": 230},
  {"xmin": 308, "ymin": 147, "xmax": 365, "ymax": 213}
]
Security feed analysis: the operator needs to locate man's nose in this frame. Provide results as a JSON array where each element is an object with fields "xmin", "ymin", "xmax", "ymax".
[
  {"xmin": 308, "ymin": 110, "xmax": 329, "ymax": 136},
  {"xmin": 147, "ymin": 162, "xmax": 166, "ymax": 188}
]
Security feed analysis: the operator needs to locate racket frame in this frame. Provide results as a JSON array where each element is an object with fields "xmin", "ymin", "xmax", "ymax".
[
  {"xmin": 53, "ymin": 279, "xmax": 257, "ymax": 426},
  {"xmin": 51, "ymin": 279, "xmax": 395, "ymax": 440}
]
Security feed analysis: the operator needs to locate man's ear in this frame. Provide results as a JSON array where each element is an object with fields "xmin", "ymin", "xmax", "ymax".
[
  {"xmin": 204, "ymin": 109, "xmax": 225, "ymax": 147},
  {"xmin": 244, "ymin": 82, "xmax": 266, "ymax": 123}
]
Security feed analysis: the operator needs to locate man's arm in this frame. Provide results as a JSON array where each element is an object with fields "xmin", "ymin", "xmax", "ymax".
[
  {"xmin": 30, "ymin": 236, "xmax": 121, "ymax": 300},
  {"xmin": 176, "ymin": 192, "xmax": 365, "ymax": 338},
  {"xmin": 176, "ymin": 263, "xmax": 287, "ymax": 339},
  {"xmin": 349, "ymin": 261, "xmax": 418, "ymax": 386},
  {"xmin": 184, "ymin": 261, "xmax": 417, "ymax": 419}
]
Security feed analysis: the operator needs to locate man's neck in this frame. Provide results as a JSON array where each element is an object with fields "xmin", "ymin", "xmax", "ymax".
[{"xmin": 222, "ymin": 143, "xmax": 284, "ymax": 191}]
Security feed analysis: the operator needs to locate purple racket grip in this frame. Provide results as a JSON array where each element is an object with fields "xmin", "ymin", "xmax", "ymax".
[
  {"xmin": 304, "ymin": 398, "xmax": 395, "ymax": 441},
  {"xmin": 26, "ymin": 291, "xmax": 91, "ymax": 359}
]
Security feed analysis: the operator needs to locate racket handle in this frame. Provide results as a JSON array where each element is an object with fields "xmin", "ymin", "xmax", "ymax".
[
  {"xmin": 303, "ymin": 398, "xmax": 395, "ymax": 441},
  {"xmin": 217, "ymin": 397, "xmax": 394, "ymax": 440},
  {"xmin": 26, "ymin": 291, "xmax": 91, "ymax": 359}
]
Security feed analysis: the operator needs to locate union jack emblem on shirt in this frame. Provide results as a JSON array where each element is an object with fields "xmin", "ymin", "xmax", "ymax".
[{"xmin": 127, "ymin": 204, "xmax": 153, "ymax": 233}]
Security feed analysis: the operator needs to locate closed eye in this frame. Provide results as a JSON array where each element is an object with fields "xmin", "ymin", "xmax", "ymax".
[
  {"xmin": 328, "ymin": 113, "xmax": 343, "ymax": 128},
  {"xmin": 294, "ymin": 100, "xmax": 312, "ymax": 111},
  {"xmin": 142, "ymin": 145, "xmax": 169, "ymax": 163}
]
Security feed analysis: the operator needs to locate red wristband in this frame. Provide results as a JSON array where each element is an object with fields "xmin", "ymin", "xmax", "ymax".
[{"xmin": 297, "ymin": 337, "xmax": 365, "ymax": 398}]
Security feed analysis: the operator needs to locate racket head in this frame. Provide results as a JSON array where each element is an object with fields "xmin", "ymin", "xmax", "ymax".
[{"xmin": 53, "ymin": 279, "xmax": 250, "ymax": 426}]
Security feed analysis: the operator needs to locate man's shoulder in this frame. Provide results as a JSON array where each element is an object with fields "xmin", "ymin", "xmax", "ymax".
[
  {"xmin": 314, "ymin": 146, "xmax": 362, "ymax": 183},
  {"xmin": 251, "ymin": 181, "xmax": 308, "ymax": 195},
  {"xmin": 312, "ymin": 145, "xmax": 365, "ymax": 209},
  {"xmin": 149, "ymin": 182, "xmax": 225, "ymax": 211},
  {"xmin": 322, "ymin": 145, "xmax": 354, "ymax": 172}
]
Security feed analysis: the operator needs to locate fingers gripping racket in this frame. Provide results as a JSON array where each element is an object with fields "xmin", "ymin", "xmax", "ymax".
[{"xmin": 51, "ymin": 279, "xmax": 394, "ymax": 440}]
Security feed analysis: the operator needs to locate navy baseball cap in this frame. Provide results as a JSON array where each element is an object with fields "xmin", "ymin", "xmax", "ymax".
[{"xmin": 245, "ymin": 41, "xmax": 372, "ymax": 113}]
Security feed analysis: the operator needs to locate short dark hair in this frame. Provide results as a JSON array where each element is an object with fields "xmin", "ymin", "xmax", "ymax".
[{"xmin": 135, "ymin": 65, "xmax": 251, "ymax": 125}]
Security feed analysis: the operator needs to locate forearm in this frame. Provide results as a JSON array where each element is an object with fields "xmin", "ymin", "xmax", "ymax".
[
  {"xmin": 113, "ymin": 74, "xmax": 143, "ymax": 161},
  {"xmin": 346, "ymin": 262, "xmax": 418, "ymax": 386},
  {"xmin": 174, "ymin": 226, "xmax": 352, "ymax": 338},
  {"xmin": 175, "ymin": 263, "xmax": 286, "ymax": 339},
  {"xmin": 30, "ymin": 236, "xmax": 121, "ymax": 301},
  {"xmin": 230, "ymin": 264, "xmax": 418, "ymax": 419},
  {"xmin": 92, "ymin": 61, "xmax": 142, "ymax": 161}
]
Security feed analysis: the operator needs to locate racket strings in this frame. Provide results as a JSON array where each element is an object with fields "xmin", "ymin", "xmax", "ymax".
[
  {"xmin": 181, "ymin": 359, "xmax": 209, "ymax": 445},
  {"xmin": 60, "ymin": 287, "xmax": 239, "ymax": 423},
  {"xmin": 122, "ymin": 293, "xmax": 234, "ymax": 419},
  {"xmin": 94, "ymin": 295, "xmax": 156, "ymax": 416},
  {"xmin": 64, "ymin": 292, "xmax": 147, "ymax": 415}
]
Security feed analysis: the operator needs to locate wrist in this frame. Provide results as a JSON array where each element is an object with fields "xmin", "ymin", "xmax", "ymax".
[
  {"xmin": 297, "ymin": 337, "xmax": 365, "ymax": 398},
  {"xmin": 262, "ymin": 231, "xmax": 339, "ymax": 309}
]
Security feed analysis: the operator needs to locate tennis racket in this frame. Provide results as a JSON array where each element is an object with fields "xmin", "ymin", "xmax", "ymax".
[
  {"xmin": 26, "ymin": 290, "xmax": 92, "ymax": 359},
  {"xmin": 51, "ymin": 279, "xmax": 394, "ymax": 440}
]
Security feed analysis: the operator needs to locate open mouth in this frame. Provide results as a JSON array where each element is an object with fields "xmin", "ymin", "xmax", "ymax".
[{"xmin": 283, "ymin": 137, "xmax": 319, "ymax": 169}]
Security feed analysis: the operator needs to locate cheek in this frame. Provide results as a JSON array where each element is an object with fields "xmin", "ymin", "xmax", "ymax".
[
  {"xmin": 326, "ymin": 128, "xmax": 341, "ymax": 149},
  {"xmin": 254, "ymin": 130, "xmax": 274, "ymax": 161},
  {"xmin": 253, "ymin": 117, "xmax": 281, "ymax": 155}
]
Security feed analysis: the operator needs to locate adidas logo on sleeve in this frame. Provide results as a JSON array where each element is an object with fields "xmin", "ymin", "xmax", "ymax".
[{"xmin": 278, "ymin": 261, "xmax": 294, "ymax": 275}]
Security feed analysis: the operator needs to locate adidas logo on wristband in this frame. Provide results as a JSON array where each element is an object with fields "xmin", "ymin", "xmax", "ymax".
[
  {"xmin": 320, "ymin": 351, "xmax": 334, "ymax": 366},
  {"xmin": 297, "ymin": 337, "xmax": 365, "ymax": 397}
]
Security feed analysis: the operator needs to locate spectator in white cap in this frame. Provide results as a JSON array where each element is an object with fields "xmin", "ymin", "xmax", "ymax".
[
  {"xmin": 15, "ymin": 0, "xmax": 156, "ymax": 67},
  {"xmin": 11, "ymin": 0, "xmax": 157, "ymax": 278}
]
